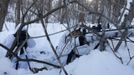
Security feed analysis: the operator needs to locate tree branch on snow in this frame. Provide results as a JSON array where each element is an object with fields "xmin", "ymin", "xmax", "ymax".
[
  {"xmin": 6, "ymin": 0, "xmax": 38, "ymax": 59},
  {"xmin": 126, "ymin": 44, "xmax": 134, "ymax": 65},
  {"xmin": 114, "ymin": 0, "xmax": 134, "ymax": 52},
  {"xmin": 0, "ymin": 43, "xmax": 21, "ymax": 59},
  {"xmin": 114, "ymin": 29, "xmax": 128, "ymax": 52},
  {"xmin": 38, "ymin": 12, "xmax": 68, "ymax": 75},
  {"xmin": 127, "ymin": 55, "xmax": 134, "ymax": 65},
  {"xmin": 7, "ymin": 0, "xmax": 75, "ymax": 59},
  {"xmin": 106, "ymin": 40, "xmax": 123, "ymax": 64},
  {"xmin": 0, "ymin": 43, "xmax": 61, "ymax": 69}
]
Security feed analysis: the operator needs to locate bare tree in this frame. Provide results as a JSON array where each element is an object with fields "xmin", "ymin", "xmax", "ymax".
[
  {"xmin": 112, "ymin": 0, "xmax": 126, "ymax": 24},
  {"xmin": 0, "ymin": 0, "xmax": 10, "ymax": 31},
  {"xmin": 114, "ymin": 0, "xmax": 134, "ymax": 52},
  {"xmin": 45, "ymin": 0, "xmax": 52, "ymax": 23},
  {"xmin": 15, "ymin": 0, "xmax": 22, "ymax": 26},
  {"xmin": 1, "ymin": 0, "xmax": 133, "ymax": 73}
]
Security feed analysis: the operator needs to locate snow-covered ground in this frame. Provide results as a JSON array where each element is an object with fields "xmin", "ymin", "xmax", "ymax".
[{"xmin": 0, "ymin": 22, "xmax": 134, "ymax": 75}]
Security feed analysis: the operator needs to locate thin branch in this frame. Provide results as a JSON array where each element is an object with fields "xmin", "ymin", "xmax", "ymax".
[
  {"xmin": 127, "ymin": 55, "xmax": 134, "ymax": 65},
  {"xmin": 126, "ymin": 42, "xmax": 134, "ymax": 65},
  {"xmin": 21, "ymin": 0, "xmax": 38, "ymax": 23},
  {"xmin": 114, "ymin": 29, "xmax": 128, "ymax": 52},
  {"xmin": 0, "ymin": 43, "xmax": 20, "ymax": 59},
  {"xmin": 0, "ymin": 43, "xmax": 61, "ymax": 68},
  {"xmin": 38, "ymin": 13, "xmax": 68, "ymax": 75},
  {"xmin": 19, "ymin": 58, "xmax": 60, "ymax": 68},
  {"xmin": 22, "ymin": 1, "xmax": 77, "ymax": 26},
  {"xmin": 110, "ymin": 39, "xmax": 115, "ymax": 49},
  {"xmin": 4, "ymin": 23, "xmax": 9, "ymax": 31},
  {"xmin": 106, "ymin": 40, "xmax": 123, "ymax": 64},
  {"xmin": 127, "ymin": 37, "xmax": 134, "ymax": 43},
  {"xmin": 6, "ymin": 0, "xmax": 38, "ymax": 58}
]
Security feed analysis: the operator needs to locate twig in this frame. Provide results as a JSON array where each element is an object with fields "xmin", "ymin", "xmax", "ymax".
[
  {"xmin": 39, "ymin": 13, "xmax": 68, "ymax": 75},
  {"xmin": 19, "ymin": 58, "xmax": 60, "ymax": 68},
  {"xmin": 0, "ymin": 43, "xmax": 61, "ymax": 68},
  {"xmin": 114, "ymin": 29, "xmax": 127, "ymax": 52},
  {"xmin": 126, "ymin": 43, "xmax": 134, "ymax": 65},
  {"xmin": 0, "ymin": 43, "xmax": 20, "ymax": 59},
  {"xmin": 4, "ymin": 23, "xmax": 9, "ymax": 31},
  {"xmin": 127, "ymin": 37, "xmax": 134, "ymax": 43},
  {"xmin": 127, "ymin": 55, "xmax": 134, "ymax": 65},
  {"xmin": 106, "ymin": 40, "xmax": 123, "ymax": 64},
  {"xmin": 110, "ymin": 39, "xmax": 115, "ymax": 49}
]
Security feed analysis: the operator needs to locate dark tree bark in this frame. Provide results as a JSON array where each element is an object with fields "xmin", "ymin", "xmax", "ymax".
[
  {"xmin": 91, "ymin": 0, "xmax": 99, "ymax": 24},
  {"xmin": 112, "ymin": 0, "xmax": 125, "ymax": 23},
  {"xmin": 15, "ymin": 0, "xmax": 21, "ymax": 26},
  {"xmin": 0, "ymin": 0, "xmax": 10, "ymax": 31},
  {"xmin": 45, "ymin": 0, "xmax": 52, "ymax": 23},
  {"xmin": 114, "ymin": 0, "xmax": 134, "ymax": 52}
]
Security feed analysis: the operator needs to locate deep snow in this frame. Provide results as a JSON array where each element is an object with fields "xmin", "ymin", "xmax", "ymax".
[{"xmin": 0, "ymin": 22, "xmax": 134, "ymax": 75}]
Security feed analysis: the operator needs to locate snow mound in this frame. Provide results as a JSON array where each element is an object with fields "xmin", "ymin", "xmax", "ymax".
[
  {"xmin": 68, "ymin": 50, "xmax": 134, "ymax": 75},
  {"xmin": 0, "ymin": 58, "xmax": 17, "ymax": 75}
]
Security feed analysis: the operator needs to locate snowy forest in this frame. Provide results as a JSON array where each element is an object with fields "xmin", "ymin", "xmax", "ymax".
[{"xmin": 0, "ymin": 0, "xmax": 134, "ymax": 75}]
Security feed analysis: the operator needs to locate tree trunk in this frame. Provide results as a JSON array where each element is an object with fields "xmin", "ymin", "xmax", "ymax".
[
  {"xmin": 0, "ymin": 0, "xmax": 10, "ymax": 31},
  {"xmin": 114, "ymin": 0, "xmax": 134, "ymax": 52},
  {"xmin": 15, "ymin": 0, "xmax": 21, "ymax": 27},
  {"xmin": 112, "ymin": 0, "xmax": 125, "ymax": 24},
  {"xmin": 45, "ymin": 0, "xmax": 52, "ymax": 23},
  {"xmin": 92, "ymin": 0, "xmax": 99, "ymax": 24}
]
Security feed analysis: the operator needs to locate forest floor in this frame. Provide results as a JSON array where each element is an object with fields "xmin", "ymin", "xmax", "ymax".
[{"xmin": 0, "ymin": 22, "xmax": 134, "ymax": 75}]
